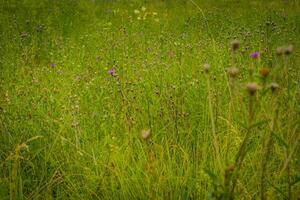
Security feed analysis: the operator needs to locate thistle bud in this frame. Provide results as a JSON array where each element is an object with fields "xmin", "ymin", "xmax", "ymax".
[
  {"xmin": 141, "ymin": 129, "xmax": 151, "ymax": 140},
  {"xmin": 276, "ymin": 47, "xmax": 284, "ymax": 56},
  {"xmin": 270, "ymin": 82, "xmax": 279, "ymax": 93},
  {"xmin": 246, "ymin": 82, "xmax": 259, "ymax": 95},
  {"xmin": 226, "ymin": 165, "xmax": 235, "ymax": 174},
  {"xmin": 230, "ymin": 39, "xmax": 240, "ymax": 52},
  {"xmin": 259, "ymin": 67, "xmax": 270, "ymax": 78},
  {"xmin": 203, "ymin": 63, "xmax": 210, "ymax": 73},
  {"xmin": 226, "ymin": 67, "xmax": 239, "ymax": 78},
  {"xmin": 283, "ymin": 45, "xmax": 293, "ymax": 55}
]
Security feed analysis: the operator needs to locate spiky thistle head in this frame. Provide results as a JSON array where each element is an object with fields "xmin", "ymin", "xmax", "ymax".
[
  {"xmin": 270, "ymin": 82, "xmax": 279, "ymax": 93},
  {"xmin": 259, "ymin": 67, "xmax": 270, "ymax": 78},
  {"xmin": 141, "ymin": 129, "xmax": 151, "ymax": 140},
  {"xmin": 246, "ymin": 82, "xmax": 259, "ymax": 95},
  {"xmin": 231, "ymin": 39, "xmax": 240, "ymax": 52},
  {"xmin": 226, "ymin": 67, "xmax": 239, "ymax": 78},
  {"xmin": 284, "ymin": 45, "xmax": 293, "ymax": 55},
  {"xmin": 203, "ymin": 63, "xmax": 210, "ymax": 73}
]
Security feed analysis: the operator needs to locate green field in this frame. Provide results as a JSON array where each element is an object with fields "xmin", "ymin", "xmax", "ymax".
[{"xmin": 0, "ymin": 0, "xmax": 299, "ymax": 199}]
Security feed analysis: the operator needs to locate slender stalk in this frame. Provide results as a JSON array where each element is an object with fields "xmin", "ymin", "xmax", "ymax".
[
  {"xmin": 206, "ymin": 74, "xmax": 222, "ymax": 172},
  {"xmin": 230, "ymin": 94, "xmax": 254, "ymax": 197},
  {"xmin": 260, "ymin": 98, "xmax": 279, "ymax": 200}
]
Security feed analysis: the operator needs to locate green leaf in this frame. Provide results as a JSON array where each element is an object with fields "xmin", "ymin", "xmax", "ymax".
[
  {"xmin": 292, "ymin": 175, "xmax": 300, "ymax": 186},
  {"xmin": 266, "ymin": 179, "xmax": 287, "ymax": 199},
  {"xmin": 272, "ymin": 132, "xmax": 288, "ymax": 148},
  {"xmin": 249, "ymin": 119, "xmax": 269, "ymax": 130}
]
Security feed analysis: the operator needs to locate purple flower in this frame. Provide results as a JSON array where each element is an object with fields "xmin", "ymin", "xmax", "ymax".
[
  {"xmin": 50, "ymin": 63, "xmax": 56, "ymax": 67},
  {"xmin": 250, "ymin": 52, "xmax": 259, "ymax": 59},
  {"xmin": 108, "ymin": 68, "xmax": 116, "ymax": 76}
]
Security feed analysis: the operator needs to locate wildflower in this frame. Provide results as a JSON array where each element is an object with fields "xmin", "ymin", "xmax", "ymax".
[
  {"xmin": 269, "ymin": 82, "xmax": 279, "ymax": 92},
  {"xmin": 108, "ymin": 68, "xmax": 116, "ymax": 76},
  {"xmin": 259, "ymin": 67, "xmax": 270, "ymax": 78},
  {"xmin": 50, "ymin": 63, "xmax": 56, "ymax": 68},
  {"xmin": 226, "ymin": 165, "xmax": 234, "ymax": 174},
  {"xmin": 230, "ymin": 39, "xmax": 240, "ymax": 52},
  {"xmin": 141, "ymin": 6, "xmax": 146, "ymax": 12},
  {"xmin": 250, "ymin": 52, "xmax": 259, "ymax": 59},
  {"xmin": 36, "ymin": 24, "xmax": 45, "ymax": 33},
  {"xmin": 152, "ymin": 12, "xmax": 158, "ymax": 16},
  {"xmin": 283, "ymin": 45, "xmax": 293, "ymax": 55},
  {"xmin": 203, "ymin": 63, "xmax": 210, "ymax": 73},
  {"xmin": 20, "ymin": 31, "xmax": 28, "ymax": 39},
  {"xmin": 226, "ymin": 67, "xmax": 239, "ymax": 78},
  {"xmin": 141, "ymin": 129, "xmax": 151, "ymax": 140},
  {"xmin": 246, "ymin": 82, "xmax": 259, "ymax": 95},
  {"xmin": 276, "ymin": 47, "xmax": 284, "ymax": 56},
  {"xmin": 276, "ymin": 45, "xmax": 293, "ymax": 56},
  {"xmin": 134, "ymin": 9, "xmax": 140, "ymax": 14}
]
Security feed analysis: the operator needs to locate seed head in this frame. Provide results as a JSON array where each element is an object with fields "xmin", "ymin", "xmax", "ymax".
[
  {"xmin": 269, "ymin": 82, "xmax": 279, "ymax": 93},
  {"xmin": 203, "ymin": 63, "xmax": 210, "ymax": 73},
  {"xmin": 259, "ymin": 67, "xmax": 270, "ymax": 78},
  {"xmin": 226, "ymin": 67, "xmax": 239, "ymax": 78},
  {"xmin": 226, "ymin": 165, "xmax": 235, "ymax": 174},
  {"xmin": 230, "ymin": 39, "xmax": 240, "ymax": 52},
  {"xmin": 141, "ymin": 129, "xmax": 151, "ymax": 140},
  {"xmin": 246, "ymin": 82, "xmax": 259, "ymax": 95},
  {"xmin": 276, "ymin": 45, "xmax": 294, "ymax": 56},
  {"xmin": 276, "ymin": 47, "xmax": 284, "ymax": 56},
  {"xmin": 283, "ymin": 45, "xmax": 293, "ymax": 55}
]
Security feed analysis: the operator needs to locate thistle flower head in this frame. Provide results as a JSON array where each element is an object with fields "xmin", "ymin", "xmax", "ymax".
[
  {"xmin": 50, "ymin": 63, "xmax": 56, "ymax": 68},
  {"xmin": 276, "ymin": 47, "xmax": 284, "ymax": 56},
  {"xmin": 203, "ymin": 63, "xmax": 210, "ymax": 73},
  {"xmin": 250, "ymin": 52, "xmax": 259, "ymax": 59},
  {"xmin": 246, "ymin": 82, "xmax": 259, "ymax": 95},
  {"xmin": 108, "ymin": 68, "xmax": 116, "ymax": 76},
  {"xmin": 259, "ymin": 67, "xmax": 270, "ymax": 78},
  {"xmin": 230, "ymin": 39, "xmax": 240, "ymax": 52},
  {"xmin": 283, "ymin": 45, "xmax": 293, "ymax": 55},
  {"xmin": 141, "ymin": 129, "xmax": 151, "ymax": 140},
  {"xmin": 226, "ymin": 67, "xmax": 239, "ymax": 78},
  {"xmin": 270, "ymin": 82, "xmax": 279, "ymax": 93},
  {"xmin": 226, "ymin": 165, "xmax": 235, "ymax": 174},
  {"xmin": 276, "ymin": 45, "xmax": 293, "ymax": 56}
]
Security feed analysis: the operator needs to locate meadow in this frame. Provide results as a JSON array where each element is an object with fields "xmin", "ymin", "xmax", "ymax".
[{"xmin": 0, "ymin": 0, "xmax": 299, "ymax": 199}]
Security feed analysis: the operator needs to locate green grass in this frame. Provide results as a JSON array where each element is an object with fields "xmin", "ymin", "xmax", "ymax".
[{"xmin": 0, "ymin": 0, "xmax": 299, "ymax": 199}]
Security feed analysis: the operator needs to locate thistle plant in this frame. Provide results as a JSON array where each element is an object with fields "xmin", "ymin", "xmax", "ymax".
[
  {"xmin": 203, "ymin": 63, "xmax": 222, "ymax": 172},
  {"xmin": 260, "ymin": 82, "xmax": 280, "ymax": 200},
  {"xmin": 229, "ymin": 82, "xmax": 259, "ymax": 198}
]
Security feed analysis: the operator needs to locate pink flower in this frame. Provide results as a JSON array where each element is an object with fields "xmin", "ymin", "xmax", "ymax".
[
  {"xmin": 108, "ymin": 68, "xmax": 116, "ymax": 76},
  {"xmin": 250, "ymin": 52, "xmax": 259, "ymax": 58}
]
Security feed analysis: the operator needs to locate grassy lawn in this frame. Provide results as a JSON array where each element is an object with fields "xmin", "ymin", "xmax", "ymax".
[{"xmin": 0, "ymin": 0, "xmax": 299, "ymax": 199}]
